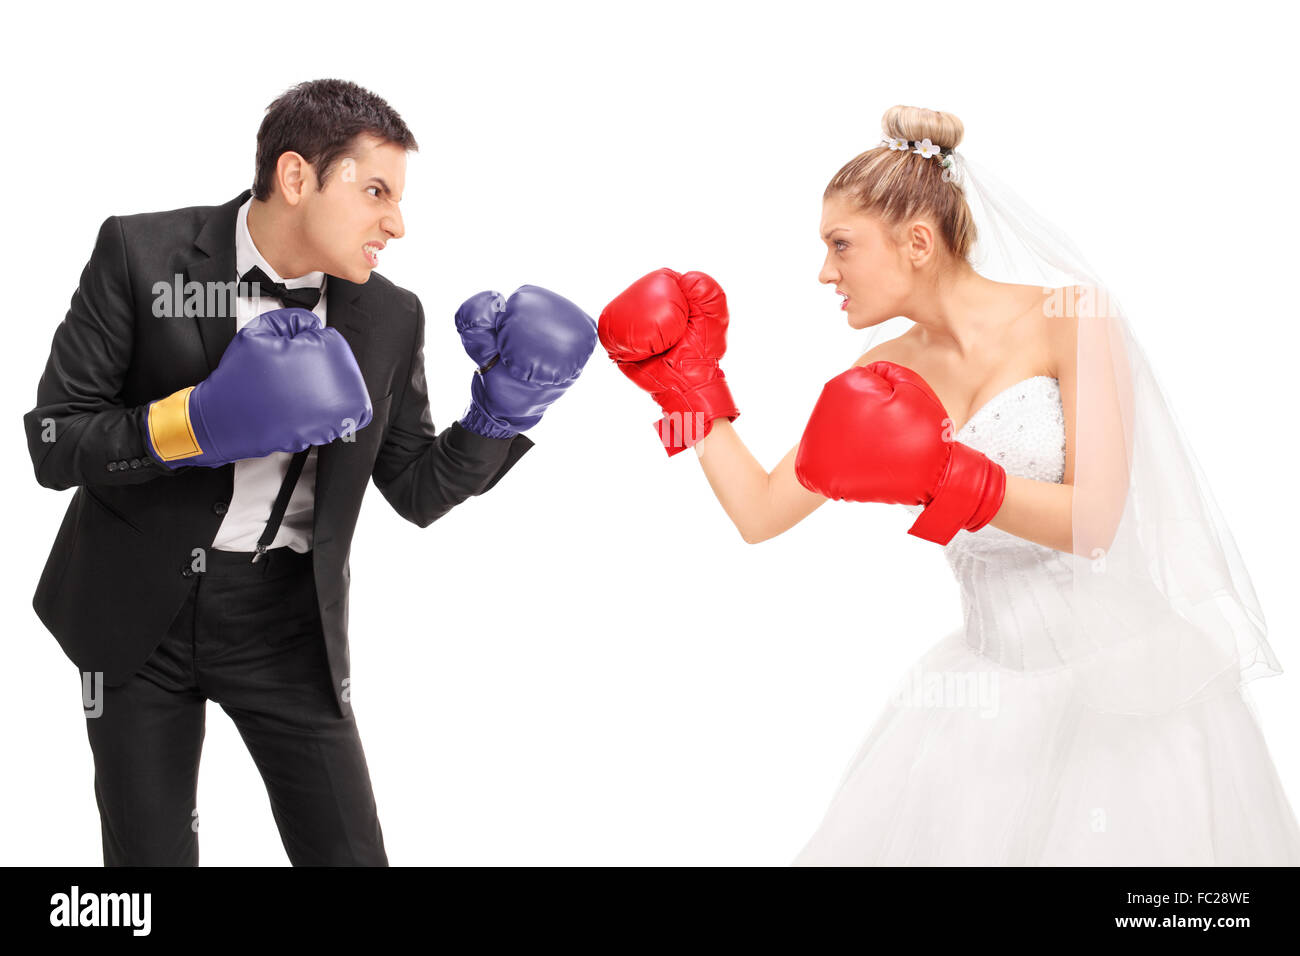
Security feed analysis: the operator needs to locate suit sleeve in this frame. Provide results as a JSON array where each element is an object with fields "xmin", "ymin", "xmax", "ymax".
[
  {"xmin": 372, "ymin": 296, "xmax": 533, "ymax": 528},
  {"xmin": 23, "ymin": 215, "xmax": 181, "ymax": 491}
]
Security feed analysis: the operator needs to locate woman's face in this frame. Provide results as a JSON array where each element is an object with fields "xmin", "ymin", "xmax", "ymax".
[{"xmin": 818, "ymin": 193, "xmax": 913, "ymax": 330}]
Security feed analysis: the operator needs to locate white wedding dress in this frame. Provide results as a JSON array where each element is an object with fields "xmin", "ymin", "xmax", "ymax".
[{"xmin": 793, "ymin": 375, "xmax": 1300, "ymax": 866}]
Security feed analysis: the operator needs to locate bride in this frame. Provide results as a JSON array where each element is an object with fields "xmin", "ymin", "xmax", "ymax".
[{"xmin": 597, "ymin": 105, "xmax": 1300, "ymax": 865}]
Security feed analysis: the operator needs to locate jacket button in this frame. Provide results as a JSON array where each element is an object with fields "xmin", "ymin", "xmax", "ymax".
[
  {"xmin": 181, "ymin": 566, "xmax": 194, "ymax": 578},
  {"xmin": 129, "ymin": 458, "xmax": 141, "ymax": 469},
  {"xmin": 213, "ymin": 501, "xmax": 228, "ymax": 515},
  {"xmin": 107, "ymin": 461, "xmax": 118, "ymax": 472}
]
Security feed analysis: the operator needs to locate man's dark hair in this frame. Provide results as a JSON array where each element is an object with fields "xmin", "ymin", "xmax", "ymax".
[{"xmin": 252, "ymin": 79, "xmax": 419, "ymax": 200}]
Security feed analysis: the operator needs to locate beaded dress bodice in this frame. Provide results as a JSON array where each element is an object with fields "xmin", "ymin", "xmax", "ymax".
[{"xmin": 903, "ymin": 376, "xmax": 1079, "ymax": 671}]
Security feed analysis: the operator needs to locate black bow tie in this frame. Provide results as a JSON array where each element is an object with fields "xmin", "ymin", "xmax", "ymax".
[{"xmin": 240, "ymin": 266, "xmax": 323, "ymax": 311}]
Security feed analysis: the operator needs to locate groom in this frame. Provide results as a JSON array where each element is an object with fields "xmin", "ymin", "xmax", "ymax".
[{"xmin": 22, "ymin": 78, "xmax": 593, "ymax": 865}]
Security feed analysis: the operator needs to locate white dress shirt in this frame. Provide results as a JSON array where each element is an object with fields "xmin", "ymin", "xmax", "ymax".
[{"xmin": 211, "ymin": 197, "xmax": 328, "ymax": 554}]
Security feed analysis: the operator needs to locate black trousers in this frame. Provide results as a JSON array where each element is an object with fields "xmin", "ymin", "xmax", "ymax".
[{"xmin": 82, "ymin": 545, "xmax": 387, "ymax": 866}]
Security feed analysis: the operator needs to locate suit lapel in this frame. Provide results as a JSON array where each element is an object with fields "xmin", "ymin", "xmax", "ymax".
[
  {"xmin": 322, "ymin": 275, "xmax": 373, "ymax": 371},
  {"xmin": 313, "ymin": 276, "xmax": 374, "ymax": 530},
  {"xmin": 185, "ymin": 191, "xmax": 248, "ymax": 372}
]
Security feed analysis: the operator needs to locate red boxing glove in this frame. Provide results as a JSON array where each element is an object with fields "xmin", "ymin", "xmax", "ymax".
[
  {"xmin": 598, "ymin": 268, "xmax": 740, "ymax": 456},
  {"xmin": 795, "ymin": 361, "xmax": 1006, "ymax": 545}
]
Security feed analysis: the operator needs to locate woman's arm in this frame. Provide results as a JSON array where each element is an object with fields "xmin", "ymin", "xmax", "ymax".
[
  {"xmin": 692, "ymin": 422, "xmax": 826, "ymax": 544},
  {"xmin": 690, "ymin": 340, "xmax": 914, "ymax": 545},
  {"xmin": 985, "ymin": 476, "xmax": 1074, "ymax": 552},
  {"xmin": 687, "ymin": 305, "xmax": 1092, "ymax": 552}
]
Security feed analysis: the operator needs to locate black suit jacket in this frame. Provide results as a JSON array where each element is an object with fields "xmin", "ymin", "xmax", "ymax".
[{"xmin": 23, "ymin": 190, "xmax": 533, "ymax": 718}]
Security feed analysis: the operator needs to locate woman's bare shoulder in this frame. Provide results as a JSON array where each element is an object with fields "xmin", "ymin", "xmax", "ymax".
[{"xmin": 1040, "ymin": 284, "xmax": 1086, "ymax": 377}]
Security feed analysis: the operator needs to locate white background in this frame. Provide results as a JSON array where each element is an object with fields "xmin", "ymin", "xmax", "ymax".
[{"xmin": 2, "ymin": 0, "xmax": 1296, "ymax": 865}]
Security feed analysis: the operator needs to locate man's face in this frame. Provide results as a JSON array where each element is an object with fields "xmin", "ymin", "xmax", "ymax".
[{"xmin": 299, "ymin": 133, "xmax": 407, "ymax": 283}]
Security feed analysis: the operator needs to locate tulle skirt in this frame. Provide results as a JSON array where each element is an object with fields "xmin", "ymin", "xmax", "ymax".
[{"xmin": 792, "ymin": 626, "xmax": 1300, "ymax": 866}]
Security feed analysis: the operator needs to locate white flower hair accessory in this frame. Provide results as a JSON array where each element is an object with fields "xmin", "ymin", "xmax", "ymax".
[
  {"xmin": 912, "ymin": 137, "xmax": 942, "ymax": 159},
  {"xmin": 880, "ymin": 133, "xmax": 963, "ymax": 184}
]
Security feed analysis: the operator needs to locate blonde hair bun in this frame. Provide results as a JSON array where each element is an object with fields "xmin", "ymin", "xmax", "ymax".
[{"xmin": 881, "ymin": 105, "xmax": 964, "ymax": 152}]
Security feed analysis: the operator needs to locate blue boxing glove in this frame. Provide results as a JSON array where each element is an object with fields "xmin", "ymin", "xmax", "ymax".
[
  {"xmin": 456, "ymin": 285, "xmax": 597, "ymax": 439},
  {"xmin": 144, "ymin": 308, "xmax": 373, "ymax": 468}
]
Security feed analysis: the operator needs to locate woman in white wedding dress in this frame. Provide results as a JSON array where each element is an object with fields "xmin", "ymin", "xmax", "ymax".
[
  {"xmin": 792, "ymin": 363, "xmax": 1300, "ymax": 864},
  {"xmin": 599, "ymin": 104, "xmax": 1300, "ymax": 865}
]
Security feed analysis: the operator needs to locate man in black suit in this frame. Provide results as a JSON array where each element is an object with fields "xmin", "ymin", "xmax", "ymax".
[{"xmin": 22, "ymin": 79, "xmax": 559, "ymax": 865}]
